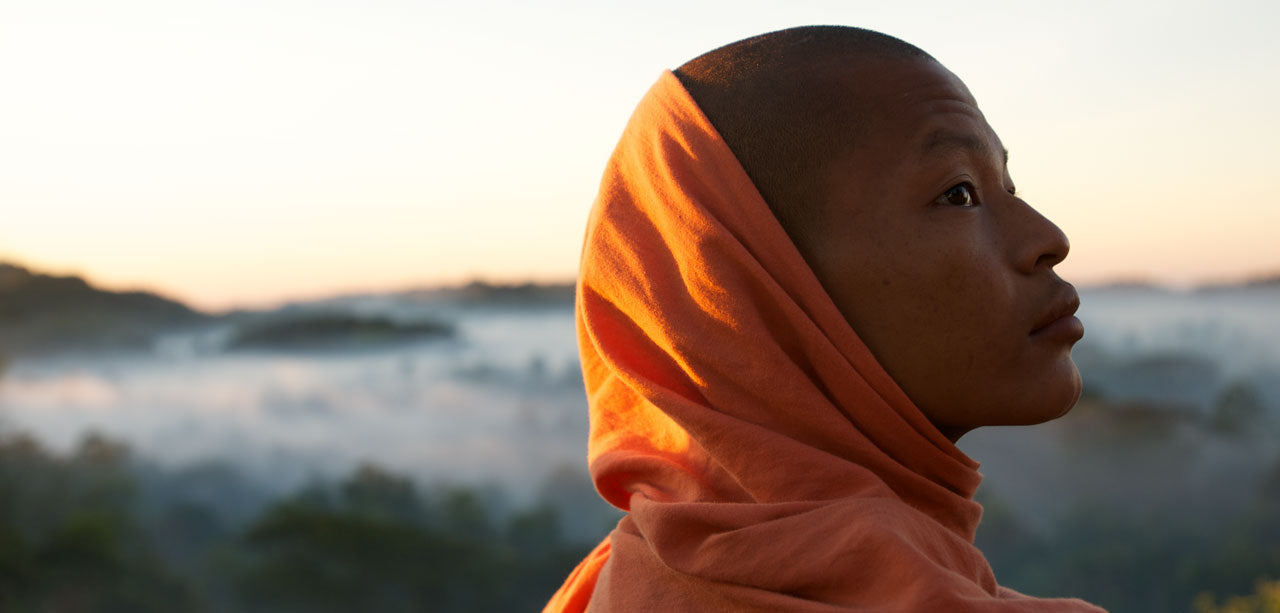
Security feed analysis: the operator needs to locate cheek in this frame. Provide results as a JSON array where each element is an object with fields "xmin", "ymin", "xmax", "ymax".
[
  {"xmin": 926, "ymin": 256, "xmax": 1018, "ymax": 376},
  {"xmin": 927, "ymin": 250, "xmax": 1081, "ymax": 425},
  {"xmin": 890, "ymin": 242, "xmax": 1027, "ymax": 418},
  {"xmin": 813, "ymin": 215, "xmax": 1031, "ymax": 421}
]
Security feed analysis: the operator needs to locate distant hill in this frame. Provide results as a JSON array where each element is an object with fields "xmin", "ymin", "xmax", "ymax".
[
  {"xmin": 0, "ymin": 263, "xmax": 211, "ymax": 356},
  {"xmin": 1079, "ymin": 280, "xmax": 1165, "ymax": 292},
  {"xmin": 1246, "ymin": 274, "xmax": 1280, "ymax": 288},
  {"xmin": 1197, "ymin": 272, "xmax": 1280, "ymax": 292},
  {"xmin": 1082, "ymin": 271, "xmax": 1280, "ymax": 293},
  {"xmin": 0, "ymin": 264, "xmax": 575, "ymax": 357},
  {"xmin": 226, "ymin": 312, "xmax": 453, "ymax": 351},
  {"xmin": 395, "ymin": 280, "xmax": 575, "ymax": 307}
]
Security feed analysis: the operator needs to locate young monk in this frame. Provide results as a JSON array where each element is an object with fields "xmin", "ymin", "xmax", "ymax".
[{"xmin": 545, "ymin": 26, "xmax": 1105, "ymax": 612}]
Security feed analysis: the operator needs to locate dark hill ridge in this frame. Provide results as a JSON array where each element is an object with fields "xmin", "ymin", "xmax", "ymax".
[
  {"xmin": 395, "ymin": 280, "xmax": 575, "ymax": 307},
  {"xmin": 227, "ymin": 312, "xmax": 453, "ymax": 351},
  {"xmin": 0, "ymin": 263, "xmax": 572, "ymax": 356},
  {"xmin": 0, "ymin": 263, "xmax": 210, "ymax": 356},
  {"xmin": 1247, "ymin": 274, "xmax": 1280, "ymax": 287},
  {"xmin": 3, "ymin": 260, "xmax": 1274, "ymax": 357},
  {"xmin": 1080, "ymin": 271, "xmax": 1280, "ymax": 293},
  {"xmin": 1199, "ymin": 273, "xmax": 1280, "ymax": 292}
]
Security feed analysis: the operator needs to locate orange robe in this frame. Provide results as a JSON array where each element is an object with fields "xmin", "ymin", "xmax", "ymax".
[{"xmin": 545, "ymin": 71, "xmax": 1105, "ymax": 613}]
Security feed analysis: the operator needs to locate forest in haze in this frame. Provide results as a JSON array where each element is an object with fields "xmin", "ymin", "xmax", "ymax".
[
  {"xmin": 0, "ymin": 431, "xmax": 593, "ymax": 612},
  {"xmin": 1, "ymin": 262, "xmax": 1278, "ymax": 612}
]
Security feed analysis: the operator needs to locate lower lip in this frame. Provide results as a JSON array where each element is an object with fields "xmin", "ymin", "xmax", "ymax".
[{"xmin": 1032, "ymin": 315, "xmax": 1085, "ymax": 342}]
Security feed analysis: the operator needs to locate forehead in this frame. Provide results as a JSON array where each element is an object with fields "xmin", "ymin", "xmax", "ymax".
[
  {"xmin": 919, "ymin": 126, "xmax": 1009, "ymax": 168},
  {"xmin": 815, "ymin": 59, "xmax": 1011, "ymax": 209},
  {"xmin": 838, "ymin": 59, "xmax": 1006, "ymax": 169}
]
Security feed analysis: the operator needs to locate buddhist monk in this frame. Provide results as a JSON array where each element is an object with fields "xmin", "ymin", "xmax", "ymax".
[{"xmin": 545, "ymin": 25, "xmax": 1105, "ymax": 612}]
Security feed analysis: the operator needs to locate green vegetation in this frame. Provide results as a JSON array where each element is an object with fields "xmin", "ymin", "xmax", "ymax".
[
  {"xmin": 0, "ymin": 433, "xmax": 202, "ymax": 612},
  {"xmin": 226, "ymin": 313, "xmax": 453, "ymax": 351},
  {"xmin": 0, "ymin": 427, "xmax": 1274, "ymax": 612},
  {"xmin": 975, "ymin": 456, "xmax": 1280, "ymax": 613},
  {"xmin": 1194, "ymin": 579, "xmax": 1280, "ymax": 613},
  {"xmin": 3, "ymin": 260, "xmax": 1276, "ymax": 611},
  {"xmin": 0, "ymin": 432, "xmax": 594, "ymax": 613}
]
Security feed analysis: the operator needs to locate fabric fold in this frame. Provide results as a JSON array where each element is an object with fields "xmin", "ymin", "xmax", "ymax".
[{"xmin": 544, "ymin": 71, "xmax": 1104, "ymax": 613}]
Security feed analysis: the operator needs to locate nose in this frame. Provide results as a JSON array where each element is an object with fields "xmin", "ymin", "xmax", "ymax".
[{"xmin": 1015, "ymin": 200, "xmax": 1070, "ymax": 274}]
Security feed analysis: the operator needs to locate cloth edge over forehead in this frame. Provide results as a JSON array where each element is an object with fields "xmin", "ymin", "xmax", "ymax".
[
  {"xmin": 580, "ymin": 70, "xmax": 981, "ymax": 520},
  {"xmin": 548, "ymin": 70, "xmax": 1107, "ymax": 612}
]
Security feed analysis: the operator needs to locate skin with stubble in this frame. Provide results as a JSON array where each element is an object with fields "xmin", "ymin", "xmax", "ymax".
[{"xmin": 676, "ymin": 28, "xmax": 1084, "ymax": 442}]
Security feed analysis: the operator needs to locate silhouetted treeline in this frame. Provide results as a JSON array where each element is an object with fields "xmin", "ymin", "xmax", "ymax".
[
  {"xmin": 226, "ymin": 313, "xmax": 454, "ymax": 351},
  {"xmin": 0, "ymin": 263, "xmax": 209, "ymax": 356},
  {"xmin": 397, "ymin": 280, "xmax": 576, "ymax": 308},
  {"xmin": 1, "ymin": 429, "xmax": 1276, "ymax": 613},
  {"xmin": 976, "ymin": 456, "xmax": 1280, "ymax": 613},
  {"xmin": 0, "ymin": 431, "xmax": 595, "ymax": 612}
]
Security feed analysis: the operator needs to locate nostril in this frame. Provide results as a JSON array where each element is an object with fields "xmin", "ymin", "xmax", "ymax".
[
  {"xmin": 1037, "ymin": 249, "xmax": 1067, "ymax": 269},
  {"xmin": 1023, "ymin": 205, "xmax": 1070, "ymax": 272}
]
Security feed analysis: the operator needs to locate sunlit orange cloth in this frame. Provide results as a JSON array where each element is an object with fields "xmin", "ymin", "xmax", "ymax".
[{"xmin": 545, "ymin": 71, "xmax": 1105, "ymax": 612}]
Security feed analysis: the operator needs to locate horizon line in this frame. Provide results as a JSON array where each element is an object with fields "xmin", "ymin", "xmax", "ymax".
[{"xmin": 5, "ymin": 259, "xmax": 1279, "ymax": 316}]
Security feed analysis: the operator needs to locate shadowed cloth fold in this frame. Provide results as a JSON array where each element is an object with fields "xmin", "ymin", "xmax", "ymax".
[{"xmin": 544, "ymin": 71, "xmax": 1105, "ymax": 613}]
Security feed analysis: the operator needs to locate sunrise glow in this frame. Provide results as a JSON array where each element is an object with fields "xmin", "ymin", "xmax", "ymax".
[{"xmin": 2, "ymin": 0, "xmax": 1276, "ymax": 310}]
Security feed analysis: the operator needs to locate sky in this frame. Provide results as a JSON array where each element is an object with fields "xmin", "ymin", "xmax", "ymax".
[{"xmin": 1, "ymin": 0, "xmax": 1277, "ymax": 311}]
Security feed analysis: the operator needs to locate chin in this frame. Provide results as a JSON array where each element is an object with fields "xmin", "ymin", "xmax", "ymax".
[
  {"xmin": 1029, "ymin": 359, "xmax": 1083, "ymax": 424},
  {"xmin": 926, "ymin": 357, "xmax": 1084, "ymax": 436},
  {"xmin": 979, "ymin": 359, "xmax": 1083, "ymax": 428}
]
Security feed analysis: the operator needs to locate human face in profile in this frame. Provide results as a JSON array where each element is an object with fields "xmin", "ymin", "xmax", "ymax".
[{"xmin": 802, "ymin": 57, "xmax": 1083, "ymax": 441}]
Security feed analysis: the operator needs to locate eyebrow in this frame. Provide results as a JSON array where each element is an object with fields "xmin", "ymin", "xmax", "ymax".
[{"xmin": 921, "ymin": 129, "xmax": 1009, "ymax": 168}]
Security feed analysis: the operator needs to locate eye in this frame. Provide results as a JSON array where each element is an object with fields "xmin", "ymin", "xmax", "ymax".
[{"xmin": 937, "ymin": 183, "xmax": 977, "ymax": 207}]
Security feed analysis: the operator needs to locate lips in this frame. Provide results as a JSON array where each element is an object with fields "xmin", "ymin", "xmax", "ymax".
[{"xmin": 1031, "ymin": 285, "xmax": 1083, "ymax": 339}]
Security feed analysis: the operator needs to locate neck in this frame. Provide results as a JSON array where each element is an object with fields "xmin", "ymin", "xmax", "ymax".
[{"xmin": 938, "ymin": 425, "xmax": 972, "ymax": 443}]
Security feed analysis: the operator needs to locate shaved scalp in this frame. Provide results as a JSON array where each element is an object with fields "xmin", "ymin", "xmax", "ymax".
[{"xmin": 674, "ymin": 26, "xmax": 933, "ymax": 251}]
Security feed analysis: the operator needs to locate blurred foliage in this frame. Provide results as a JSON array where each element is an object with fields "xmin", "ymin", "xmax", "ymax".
[
  {"xmin": 1212, "ymin": 380, "xmax": 1268, "ymax": 434},
  {"xmin": 3, "ymin": 261, "xmax": 1276, "ymax": 612},
  {"xmin": 0, "ymin": 431, "xmax": 594, "ymax": 612},
  {"xmin": 1194, "ymin": 579, "xmax": 1280, "ymax": 613},
  {"xmin": 0, "ymin": 432, "xmax": 200, "ymax": 612},
  {"xmin": 1, "ymin": 428, "xmax": 1275, "ymax": 612},
  {"xmin": 976, "ymin": 453, "xmax": 1280, "ymax": 613}
]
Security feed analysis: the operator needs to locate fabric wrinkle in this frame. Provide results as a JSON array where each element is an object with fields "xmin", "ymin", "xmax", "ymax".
[{"xmin": 543, "ymin": 70, "xmax": 1106, "ymax": 613}]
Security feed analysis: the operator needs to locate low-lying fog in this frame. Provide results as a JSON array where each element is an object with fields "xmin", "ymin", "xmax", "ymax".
[{"xmin": 2, "ymin": 284, "xmax": 1278, "ymax": 538}]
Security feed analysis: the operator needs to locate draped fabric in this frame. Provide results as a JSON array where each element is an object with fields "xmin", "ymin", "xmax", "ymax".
[{"xmin": 544, "ymin": 71, "xmax": 1104, "ymax": 613}]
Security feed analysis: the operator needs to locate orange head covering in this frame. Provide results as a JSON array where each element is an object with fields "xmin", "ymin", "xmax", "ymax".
[{"xmin": 545, "ymin": 72, "xmax": 1105, "ymax": 612}]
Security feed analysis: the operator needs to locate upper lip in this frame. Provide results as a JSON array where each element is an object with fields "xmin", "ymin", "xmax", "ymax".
[{"xmin": 1031, "ymin": 284, "xmax": 1081, "ymax": 334}]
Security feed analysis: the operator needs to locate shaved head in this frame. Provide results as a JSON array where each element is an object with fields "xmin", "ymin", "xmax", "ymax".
[
  {"xmin": 675, "ymin": 26, "xmax": 1083, "ymax": 439},
  {"xmin": 674, "ymin": 26, "xmax": 933, "ymax": 252}
]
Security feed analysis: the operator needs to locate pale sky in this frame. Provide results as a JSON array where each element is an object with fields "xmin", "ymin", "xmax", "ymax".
[{"xmin": 2, "ymin": 0, "xmax": 1277, "ymax": 311}]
